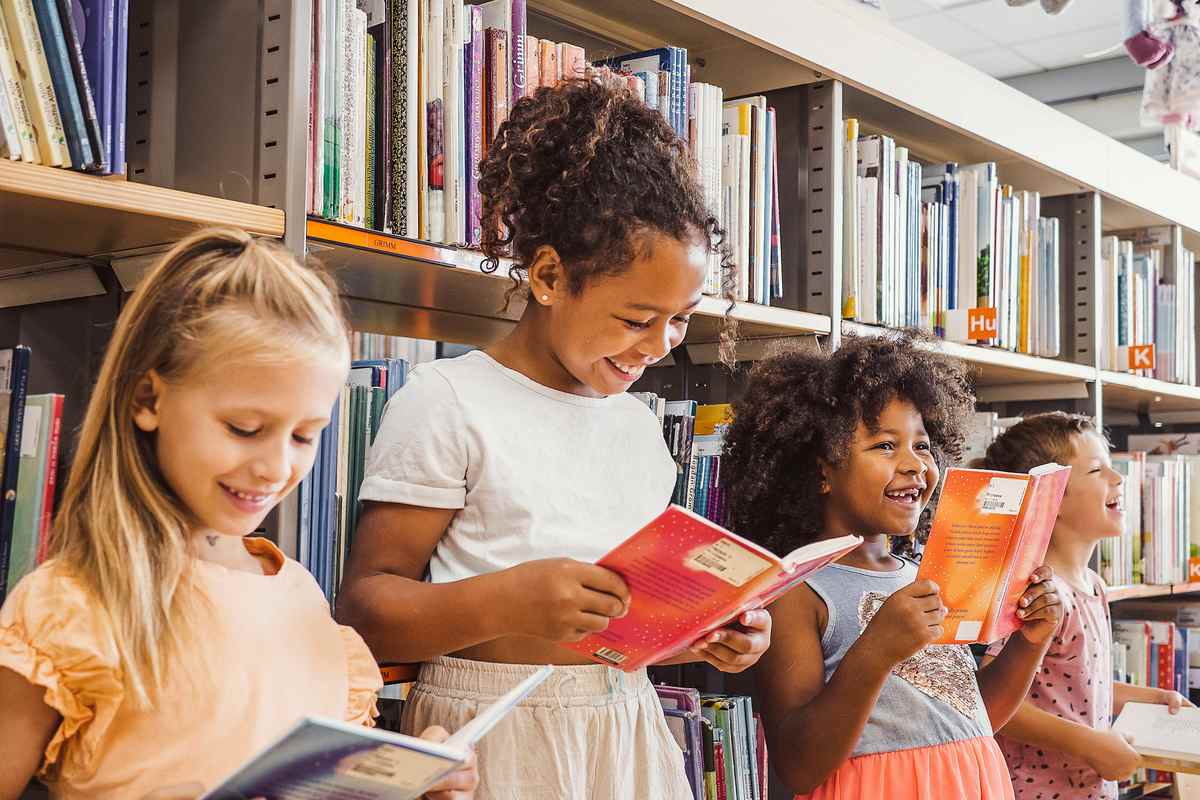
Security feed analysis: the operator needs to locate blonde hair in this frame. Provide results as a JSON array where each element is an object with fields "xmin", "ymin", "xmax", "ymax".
[{"xmin": 48, "ymin": 227, "xmax": 348, "ymax": 706}]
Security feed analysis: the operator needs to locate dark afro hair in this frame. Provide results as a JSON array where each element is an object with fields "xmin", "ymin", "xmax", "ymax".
[
  {"xmin": 477, "ymin": 76, "xmax": 730, "ymax": 297},
  {"xmin": 721, "ymin": 330, "xmax": 976, "ymax": 555}
]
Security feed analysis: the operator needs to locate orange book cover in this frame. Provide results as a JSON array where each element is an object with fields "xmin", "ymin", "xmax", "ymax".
[
  {"xmin": 561, "ymin": 505, "xmax": 861, "ymax": 671},
  {"xmin": 917, "ymin": 463, "xmax": 1070, "ymax": 644},
  {"xmin": 538, "ymin": 39, "xmax": 558, "ymax": 87}
]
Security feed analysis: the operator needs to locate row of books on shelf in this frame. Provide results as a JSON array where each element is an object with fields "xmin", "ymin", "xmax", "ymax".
[
  {"xmin": 0, "ymin": 0, "xmax": 127, "ymax": 174},
  {"xmin": 305, "ymin": 0, "xmax": 783, "ymax": 305},
  {"xmin": 841, "ymin": 124, "xmax": 1062, "ymax": 358},
  {"xmin": 0, "ymin": 347, "xmax": 64, "ymax": 603},
  {"xmin": 1100, "ymin": 230, "xmax": 1198, "ymax": 385},
  {"xmin": 1100, "ymin": 452, "xmax": 1197, "ymax": 588},
  {"xmin": 655, "ymin": 685, "xmax": 768, "ymax": 800}
]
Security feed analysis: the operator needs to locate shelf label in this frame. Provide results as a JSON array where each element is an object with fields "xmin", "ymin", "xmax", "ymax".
[
  {"xmin": 1123, "ymin": 344, "xmax": 1155, "ymax": 371},
  {"xmin": 944, "ymin": 307, "xmax": 997, "ymax": 343}
]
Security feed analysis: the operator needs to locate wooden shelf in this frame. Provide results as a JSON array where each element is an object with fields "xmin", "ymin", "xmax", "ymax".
[
  {"xmin": 1100, "ymin": 371, "xmax": 1200, "ymax": 414},
  {"xmin": 0, "ymin": 160, "xmax": 284, "ymax": 274},
  {"xmin": 533, "ymin": 0, "xmax": 1200, "ymax": 248},
  {"xmin": 308, "ymin": 219, "xmax": 830, "ymax": 348},
  {"xmin": 1109, "ymin": 582, "xmax": 1200, "ymax": 602}
]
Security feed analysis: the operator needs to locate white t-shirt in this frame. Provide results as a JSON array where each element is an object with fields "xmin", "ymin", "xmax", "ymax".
[{"xmin": 358, "ymin": 351, "xmax": 678, "ymax": 583}]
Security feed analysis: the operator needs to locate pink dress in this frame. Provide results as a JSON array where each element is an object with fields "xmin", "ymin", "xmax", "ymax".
[{"xmin": 985, "ymin": 570, "xmax": 1116, "ymax": 800}]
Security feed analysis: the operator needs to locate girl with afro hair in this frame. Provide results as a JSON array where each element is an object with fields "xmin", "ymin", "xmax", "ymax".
[{"xmin": 722, "ymin": 331, "xmax": 1062, "ymax": 800}]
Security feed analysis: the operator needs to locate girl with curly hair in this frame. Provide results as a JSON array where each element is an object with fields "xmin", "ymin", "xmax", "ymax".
[
  {"xmin": 978, "ymin": 413, "xmax": 1190, "ymax": 799},
  {"xmin": 335, "ymin": 78, "xmax": 770, "ymax": 798},
  {"xmin": 721, "ymin": 332, "xmax": 1062, "ymax": 800}
]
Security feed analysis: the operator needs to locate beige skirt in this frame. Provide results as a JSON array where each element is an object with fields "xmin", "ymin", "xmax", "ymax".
[{"xmin": 401, "ymin": 656, "xmax": 693, "ymax": 800}]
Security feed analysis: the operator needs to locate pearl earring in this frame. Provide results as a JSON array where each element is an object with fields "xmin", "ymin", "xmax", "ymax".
[{"xmin": 541, "ymin": 294, "xmax": 549, "ymax": 302}]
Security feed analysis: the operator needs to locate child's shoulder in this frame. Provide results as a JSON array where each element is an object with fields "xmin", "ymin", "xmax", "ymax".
[
  {"xmin": 3, "ymin": 560, "xmax": 94, "ymax": 616},
  {"xmin": 1, "ymin": 560, "xmax": 121, "ymax": 667}
]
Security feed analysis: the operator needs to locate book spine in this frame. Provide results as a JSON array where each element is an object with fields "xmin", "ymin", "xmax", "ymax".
[
  {"xmin": 110, "ymin": 0, "xmax": 125, "ymax": 172},
  {"xmin": 323, "ymin": 2, "xmax": 339, "ymax": 219},
  {"xmin": 524, "ymin": 34, "xmax": 538, "ymax": 97},
  {"xmin": 35, "ymin": 394, "xmax": 62, "ymax": 565},
  {"xmin": 485, "ymin": 28, "xmax": 507, "ymax": 144},
  {"xmin": 373, "ymin": 13, "xmax": 388, "ymax": 229},
  {"xmin": 308, "ymin": 0, "xmax": 320, "ymax": 214},
  {"xmin": 465, "ymin": 6, "xmax": 482, "ymax": 246},
  {"xmin": 0, "ymin": 10, "xmax": 37, "ymax": 162},
  {"xmin": 386, "ymin": 0, "xmax": 407, "ymax": 234},
  {"xmin": 6, "ymin": 0, "xmax": 69, "ymax": 165},
  {"xmin": 365, "ymin": 31, "xmax": 376, "ymax": 229},
  {"xmin": 712, "ymin": 728, "xmax": 728, "ymax": 800},
  {"xmin": 33, "ymin": 0, "xmax": 93, "ymax": 169},
  {"xmin": 539, "ymin": 38, "xmax": 557, "ymax": 88},
  {"xmin": 0, "ymin": 68, "xmax": 18, "ymax": 158},
  {"xmin": 0, "ymin": 348, "xmax": 31, "ymax": 602},
  {"xmin": 81, "ymin": 0, "xmax": 113, "ymax": 170},
  {"xmin": 509, "ymin": 0, "xmax": 524, "ymax": 104},
  {"xmin": 56, "ymin": 0, "xmax": 105, "ymax": 171}
]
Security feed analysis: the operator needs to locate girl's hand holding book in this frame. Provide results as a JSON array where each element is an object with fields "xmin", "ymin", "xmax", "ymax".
[
  {"xmin": 1152, "ymin": 688, "xmax": 1194, "ymax": 714},
  {"xmin": 687, "ymin": 609, "xmax": 773, "ymax": 673},
  {"xmin": 419, "ymin": 726, "xmax": 479, "ymax": 800},
  {"xmin": 497, "ymin": 558, "xmax": 630, "ymax": 642},
  {"xmin": 1012, "ymin": 566, "xmax": 1063, "ymax": 646},
  {"xmin": 860, "ymin": 580, "xmax": 947, "ymax": 666},
  {"xmin": 1083, "ymin": 729, "xmax": 1142, "ymax": 781}
]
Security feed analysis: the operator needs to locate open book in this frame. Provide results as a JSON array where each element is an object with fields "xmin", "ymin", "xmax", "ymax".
[
  {"xmin": 1113, "ymin": 702, "xmax": 1200, "ymax": 775},
  {"xmin": 561, "ymin": 504, "xmax": 861, "ymax": 671},
  {"xmin": 916, "ymin": 463, "xmax": 1071, "ymax": 644},
  {"xmin": 201, "ymin": 666, "xmax": 552, "ymax": 799}
]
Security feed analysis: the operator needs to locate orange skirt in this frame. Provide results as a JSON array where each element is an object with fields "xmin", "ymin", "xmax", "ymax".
[{"xmin": 796, "ymin": 736, "xmax": 1015, "ymax": 800}]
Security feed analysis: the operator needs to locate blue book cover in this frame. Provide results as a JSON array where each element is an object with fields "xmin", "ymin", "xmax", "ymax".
[
  {"xmin": 57, "ymin": 0, "xmax": 106, "ymax": 172},
  {"xmin": 0, "ymin": 346, "xmax": 32, "ymax": 603},
  {"xmin": 80, "ymin": 0, "xmax": 114, "ymax": 173},
  {"xmin": 33, "ymin": 0, "xmax": 95, "ymax": 169},
  {"xmin": 110, "ymin": 0, "xmax": 126, "ymax": 173}
]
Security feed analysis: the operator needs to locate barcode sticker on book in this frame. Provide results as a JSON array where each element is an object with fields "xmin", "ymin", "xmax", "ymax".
[
  {"xmin": 685, "ymin": 539, "xmax": 772, "ymax": 587},
  {"xmin": 335, "ymin": 744, "xmax": 450, "ymax": 790},
  {"xmin": 976, "ymin": 478, "xmax": 1027, "ymax": 515},
  {"xmin": 592, "ymin": 647, "xmax": 628, "ymax": 666}
]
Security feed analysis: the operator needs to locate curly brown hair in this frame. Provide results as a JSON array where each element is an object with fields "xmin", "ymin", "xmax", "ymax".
[
  {"xmin": 977, "ymin": 411, "xmax": 1103, "ymax": 473},
  {"xmin": 721, "ymin": 331, "xmax": 976, "ymax": 555},
  {"xmin": 478, "ymin": 77, "xmax": 730, "ymax": 297}
]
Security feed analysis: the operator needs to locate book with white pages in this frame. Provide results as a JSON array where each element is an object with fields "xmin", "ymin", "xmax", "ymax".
[
  {"xmin": 1112, "ymin": 701, "xmax": 1200, "ymax": 775},
  {"xmin": 201, "ymin": 665, "xmax": 553, "ymax": 799}
]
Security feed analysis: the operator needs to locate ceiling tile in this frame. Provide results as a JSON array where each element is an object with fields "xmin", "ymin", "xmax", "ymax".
[
  {"xmin": 892, "ymin": 11, "xmax": 1001, "ymax": 54},
  {"xmin": 947, "ymin": 0, "xmax": 1122, "ymax": 47},
  {"xmin": 1011, "ymin": 23, "xmax": 1128, "ymax": 68},
  {"xmin": 883, "ymin": 0, "xmax": 940, "ymax": 20},
  {"xmin": 954, "ymin": 45, "xmax": 1042, "ymax": 77}
]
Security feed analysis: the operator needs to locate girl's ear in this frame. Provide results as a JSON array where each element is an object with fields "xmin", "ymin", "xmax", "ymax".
[
  {"xmin": 526, "ymin": 245, "xmax": 567, "ymax": 306},
  {"xmin": 132, "ymin": 371, "xmax": 165, "ymax": 433},
  {"xmin": 818, "ymin": 459, "xmax": 832, "ymax": 494}
]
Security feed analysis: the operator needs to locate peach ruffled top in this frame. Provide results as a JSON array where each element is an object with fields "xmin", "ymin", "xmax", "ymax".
[{"xmin": 0, "ymin": 537, "xmax": 382, "ymax": 799}]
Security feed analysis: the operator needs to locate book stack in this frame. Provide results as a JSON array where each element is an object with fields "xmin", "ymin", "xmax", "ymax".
[
  {"xmin": 842, "ymin": 124, "xmax": 1060, "ymax": 356},
  {"xmin": 1101, "ymin": 452, "xmax": 1198, "ymax": 588},
  {"xmin": 1, "ymin": 0, "xmax": 126, "ymax": 174},
  {"xmin": 298, "ymin": 356, "xmax": 409, "ymax": 601},
  {"xmin": 656, "ymin": 685, "xmax": 768, "ymax": 800},
  {"xmin": 350, "ymin": 331, "xmax": 439, "ymax": 364},
  {"xmin": 632, "ymin": 395, "xmax": 731, "ymax": 526},
  {"xmin": 0, "ymin": 347, "xmax": 64, "ymax": 603},
  {"xmin": 1099, "ymin": 230, "xmax": 1197, "ymax": 384}
]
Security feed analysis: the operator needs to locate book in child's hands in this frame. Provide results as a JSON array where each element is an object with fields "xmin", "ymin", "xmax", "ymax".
[
  {"xmin": 561, "ymin": 504, "xmax": 861, "ymax": 671},
  {"xmin": 201, "ymin": 665, "xmax": 552, "ymax": 799},
  {"xmin": 916, "ymin": 463, "xmax": 1071, "ymax": 645},
  {"xmin": 1113, "ymin": 702, "xmax": 1200, "ymax": 775}
]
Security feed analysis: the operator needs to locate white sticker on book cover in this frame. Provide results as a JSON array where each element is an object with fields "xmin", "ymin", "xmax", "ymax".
[
  {"xmin": 976, "ymin": 478, "xmax": 1027, "ymax": 515},
  {"xmin": 685, "ymin": 539, "xmax": 771, "ymax": 587}
]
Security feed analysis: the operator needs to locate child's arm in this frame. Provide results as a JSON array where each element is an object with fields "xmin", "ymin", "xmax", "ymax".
[
  {"xmin": 336, "ymin": 502, "xmax": 630, "ymax": 663},
  {"xmin": 988, "ymin": 695, "xmax": 1141, "ymax": 781},
  {"xmin": 1113, "ymin": 681, "xmax": 1192, "ymax": 716},
  {"xmin": 975, "ymin": 566, "xmax": 1062, "ymax": 729},
  {"xmin": 756, "ymin": 580, "xmax": 945, "ymax": 794},
  {"xmin": 654, "ymin": 609, "xmax": 773, "ymax": 673},
  {"xmin": 0, "ymin": 667, "xmax": 60, "ymax": 800}
]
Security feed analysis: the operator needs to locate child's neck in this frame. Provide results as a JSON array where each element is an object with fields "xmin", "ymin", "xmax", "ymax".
[
  {"xmin": 828, "ymin": 532, "xmax": 899, "ymax": 572},
  {"xmin": 190, "ymin": 531, "xmax": 268, "ymax": 575},
  {"xmin": 486, "ymin": 309, "xmax": 598, "ymax": 398},
  {"xmin": 1042, "ymin": 529, "xmax": 1098, "ymax": 594}
]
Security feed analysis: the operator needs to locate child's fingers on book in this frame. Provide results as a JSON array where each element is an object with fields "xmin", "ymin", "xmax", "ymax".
[
  {"xmin": 1017, "ymin": 593, "xmax": 1060, "ymax": 619},
  {"xmin": 698, "ymin": 642, "xmax": 758, "ymax": 671},
  {"xmin": 577, "ymin": 588, "xmax": 627, "ymax": 619},
  {"xmin": 706, "ymin": 628, "xmax": 760, "ymax": 654},
  {"xmin": 908, "ymin": 579, "xmax": 940, "ymax": 597},
  {"xmin": 577, "ymin": 564, "xmax": 631, "ymax": 603}
]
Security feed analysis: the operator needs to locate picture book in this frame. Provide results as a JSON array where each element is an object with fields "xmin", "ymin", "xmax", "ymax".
[
  {"xmin": 202, "ymin": 666, "xmax": 552, "ymax": 799},
  {"xmin": 561, "ymin": 504, "xmax": 861, "ymax": 671},
  {"xmin": 916, "ymin": 463, "xmax": 1071, "ymax": 644}
]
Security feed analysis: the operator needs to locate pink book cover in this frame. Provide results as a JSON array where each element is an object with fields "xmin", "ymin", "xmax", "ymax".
[
  {"xmin": 524, "ymin": 36, "xmax": 539, "ymax": 97},
  {"xmin": 538, "ymin": 39, "xmax": 558, "ymax": 87},
  {"xmin": 559, "ymin": 42, "xmax": 586, "ymax": 81},
  {"xmin": 510, "ymin": 0, "xmax": 526, "ymax": 105},
  {"xmin": 466, "ymin": 6, "xmax": 483, "ymax": 246},
  {"xmin": 560, "ymin": 505, "xmax": 860, "ymax": 671}
]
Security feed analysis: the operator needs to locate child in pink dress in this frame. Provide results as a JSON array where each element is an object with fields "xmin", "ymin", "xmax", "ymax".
[{"xmin": 981, "ymin": 412, "xmax": 1191, "ymax": 799}]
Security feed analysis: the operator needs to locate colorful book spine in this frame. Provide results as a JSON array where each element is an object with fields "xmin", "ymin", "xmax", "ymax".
[
  {"xmin": 323, "ymin": 1, "xmax": 339, "ymax": 219},
  {"xmin": 365, "ymin": 32, "xmax": 376, "ymax": 229},
  {"xmin": 465, "ymin": 6, "xmax": 483, "ymax": 246},
  {"xmin": 485, "ymin": 28, "xmax": 508, "ymax": 145},
  {"xmin": 33, "ymin": 0, "xmax": 93, "ymax": 169},
  {"xmin": 110, "ymin": 0, "xmax": 125, "ymax": 172},
  {"xmin": 509, "ymin": 0, "xmax": 525, "ymax": 104},
  {"xmin": 34, "ymin": 393, "xmax": 62, "ymax": 565},
  {"xmin": 81, "ymin": 0, "xmax": 113, "ymax": 171},
  {"xmin": 5, "ymin": 0, "xmax": 70, "ymax": 166},
  {"xmin": 524, "ymin": 34, "xmax": 538, "ymax": 96},
  {"xmin": 0, "ymin": 347, "xmax": 32, "ymax": 602}
]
